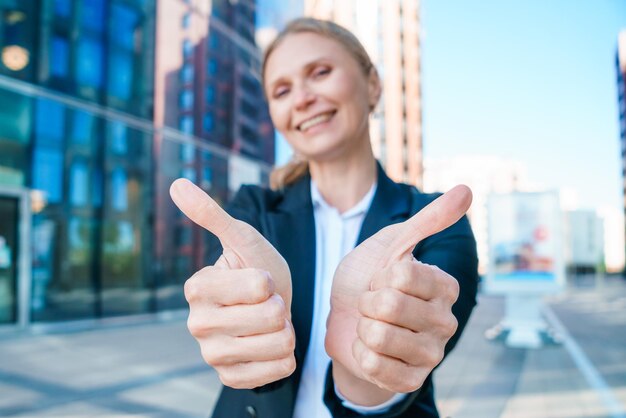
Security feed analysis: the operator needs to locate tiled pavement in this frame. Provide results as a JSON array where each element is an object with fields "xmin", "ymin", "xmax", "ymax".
[{"xmin": 0, "ymin": 275, "xmax": 625, "ymax": 417}]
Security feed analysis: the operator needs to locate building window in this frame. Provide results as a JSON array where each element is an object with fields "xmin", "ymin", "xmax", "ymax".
[
  {"xmin": 203, "ymin": 113, "xmax": 214, "ymax": 132},
  {"xmin": 205, "ymin": 85, "xmax": 215, "ymax": 104},
  {"xmin": 70, "ymin": 158, "xmax": 89, "ymax": 206},
  {"xmin": 76, "ymin": 37, "xmax": 104, "ymax": 88},
  {"xmin": 181, "ymin": 167, "xmax": 196, "ymax": 182},
  {"xmin": 54, "ymin": 0, "xmax": 71, "ymax": 17},
  {"xmin": 80, "ymin": 0, "xmax": 105, "ymax": 33},
  {"xmin": 71, "ymin": 110, "xmax": 94, "ymax": 145},
  {"xmin": 35, "ymin": 99, "xmax": 65, "ymax": 146},
  {"xmin": 111, "ymin": 167, "xmax": 128, "ymax": 211},
  {"xmin": 51, "ymin": 36, "xmax": 69, "ymax": 77},
  {"xmin": 179, "ymin": 116, "xmax": 193, "ymax": 134},
  {"xmin": 180, "ymin": 143, "xmax": 195, "ymax": 163},
  {"xmin": 180, "ymin": 63, "xmax": 193, "ymax": 83},
  {"xmin": 108, "ymin": 51, "xmax": 133, "ymax": 100},
  {"xmin": 207, "ymin": 59, "xmax": 218, "ymax": 76},
  {"xmin": 32, "ymin": 149, "xmax": 63, "ymax": 203},
  {"xmin": 182, "ymin": 13, "xmax": 191, "ymax": 29},
  {"xmin": 110, "ymin": 121, "xmax": 128, "ymax": 155},
  {"xmin": 183, "ymin": 39, "xmax": 193, "ymax": 59},
  {"xmin": 179, "ymin": 90, "xmax": 193, "ymax": 110}
]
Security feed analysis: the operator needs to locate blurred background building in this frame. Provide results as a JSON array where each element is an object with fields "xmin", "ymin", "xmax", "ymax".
[
  {"xmin": 0, "ymin": 0, "xmax": 278, "ymax": 327},
  {"xmin": 617, "ymin": 29, "xmax": 626, "ymax": 273},
  {"xmin": 305, "ymin": 0, "xmax": 423, "ymax": 187},
  {"xmin": 423, "ymin": 155, "xmax": 531, "ymax": 274}
]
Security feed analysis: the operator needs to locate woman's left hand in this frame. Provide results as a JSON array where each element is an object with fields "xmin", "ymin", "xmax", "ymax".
[
  {"xmin": 353, "ymin": 258, "xmax": 459, "ymax": 393},
  {"xmin": 325, "ymin": 185, "xmax": 471, "ymax": 399}
]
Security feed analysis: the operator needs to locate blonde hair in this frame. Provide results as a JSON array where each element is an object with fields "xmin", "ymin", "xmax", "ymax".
[{"xmin": 264, "ymin": 17, "xmax": 377, "ymax": 190}]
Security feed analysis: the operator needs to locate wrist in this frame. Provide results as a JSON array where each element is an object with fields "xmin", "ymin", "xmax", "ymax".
[{"xmin": 331, "ymin": 360, "xmax": 395, "ymax": 406}]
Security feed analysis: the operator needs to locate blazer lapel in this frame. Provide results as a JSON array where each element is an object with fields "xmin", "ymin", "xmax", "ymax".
[
  {"xmin": 357, "ymin": 162, "xmax": 412, "ymax": 244},
  {"xmin": 266, "ymin": 175, "xmax": 316, "ymax": 363}
]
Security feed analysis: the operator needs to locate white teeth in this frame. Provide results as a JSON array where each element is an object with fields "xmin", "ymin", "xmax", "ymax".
[{"xmin": 299, "ymin": 112, "xmax": 334, "ymax": 132}]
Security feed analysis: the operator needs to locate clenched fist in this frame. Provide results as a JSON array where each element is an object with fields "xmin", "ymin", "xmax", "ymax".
[
  {"xmin": 170, "ymin": 179, "xmax": 296, "ymax": 389},
  {"xmin": 325, "ymin": 185, "xmax": 472, "ymax": 402}
]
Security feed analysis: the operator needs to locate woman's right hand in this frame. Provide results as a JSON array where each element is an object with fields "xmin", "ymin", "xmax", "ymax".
[{"xmin": 170, "ymin": 179, "xmax": 296, "ymax": 389}]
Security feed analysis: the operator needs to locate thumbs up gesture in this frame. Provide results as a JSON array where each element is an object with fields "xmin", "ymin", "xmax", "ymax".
[
  {"xmin": 170, "ymin": 179, "xmax": 296, "ymax": 389},
  {"xmin": 325, "ymin": 185, "xmax": 472, "ymax": 399}
]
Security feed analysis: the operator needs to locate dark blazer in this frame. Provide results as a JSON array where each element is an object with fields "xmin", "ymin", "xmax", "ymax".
[{"xmin": 208, "ymin": 164, "xmax": 479, "ymax": 418}]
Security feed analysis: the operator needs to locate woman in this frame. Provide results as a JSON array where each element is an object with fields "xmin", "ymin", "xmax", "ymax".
[{"xmin": 170, "ymin": 17, "xmax": 479, "ymax": 418}]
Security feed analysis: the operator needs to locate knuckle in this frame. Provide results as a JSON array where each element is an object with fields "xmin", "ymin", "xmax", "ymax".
[
  {"xmin": 424, "ymin": 345, "xmax": 444, "ymax": 367},
  {"xmin": 375, "ymin": 289, "xmax": 402, "ymax": 321},
  {"xmin": 219, "ymin": 370, "xmax": 239, "ymax": 388},
  {"xmin": 431, "ymin": 307, "xmax": 457, "ymax": 336},
  {"xmin": 184, "ymin": 277, "xmax": 203, "ymax": 303},
  {"xmin": 187, "ymin": 314, "xmax": 211, "ymax": 337},
  {"xmin": 360, "ymin": 349, "xmax": 383, "ymax": 376},
  {"xmin": 277, "ymin": 355, "xmax": 296, "ymax": 378},
  {"xmin": 250, "ymin": 270, "xmax": 273, "ymax": 301},
  {"xmin": 364, "ymin": 321, "xmax": 388, "ymax": 352},
  {"xmin": 442, "ymin": 314, "xmax": 458, "ymax": 337},
  {"xmin": 447, "ymin": 277, "xmax": 460, "ymax": 301},
  {"xmin": 200, "ymin": 346, "xmax": 222, "ymax": 366},
  {"xmin": 265, "ymin": 295, "xmax": 286, "ymax": 321},
  {"xmin": 406, "ymin": 369, "xmax": 427, "ymax": 392},
  {"xmin": 389, "ymin": 264, "xmax": 412, "ymax": 291},
  {"xmin": 390, "ymin": 262, "xmax": 411, "ymax": 282},
  {"xmin": 278, "ymin": 327, "xmax": 296, "ymax": 355}
]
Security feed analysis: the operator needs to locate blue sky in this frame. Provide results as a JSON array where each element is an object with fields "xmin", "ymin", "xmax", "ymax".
[
  {"xmin": 422, "ymin": 0, "xmax": 626, "ymax": 211},
  {"xmin": 263, "ymin": 1, "xmax": 625, "ymax": 211}
]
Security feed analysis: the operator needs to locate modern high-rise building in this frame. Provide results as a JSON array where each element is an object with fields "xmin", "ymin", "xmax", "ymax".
[
  {"xmin": 0, "ymin": 0, "xmax": 157, "ymax": 325},
  {"xmin": 0, "ymin": 0, "xmax": 276, "ymax": 328},
  {"xmin": 153, "ymin": 0, "xmax": 274, "ymax": 309},
  {"xmin": 617, "ymin": 30, "xmax": 626, "ymax": 272},
  {"xmin": 305, "ymin": 0, "xmax": 423, "ymax": 187}
]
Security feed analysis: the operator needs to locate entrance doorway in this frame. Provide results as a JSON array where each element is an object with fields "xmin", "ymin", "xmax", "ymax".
[{"xmin": 0, "ymin": 188, "xmax": 30, "ymax": 327}]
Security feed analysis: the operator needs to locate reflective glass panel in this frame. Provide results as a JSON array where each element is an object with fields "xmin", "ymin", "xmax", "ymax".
[{"xmin": 0, "ymin": 196, "xmax": 18, "ymax": 324}]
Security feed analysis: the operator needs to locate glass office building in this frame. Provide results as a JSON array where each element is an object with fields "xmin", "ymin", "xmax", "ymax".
[{"xmin": 0, "ymin": 0, "xmax": 274, "ymax": 327}]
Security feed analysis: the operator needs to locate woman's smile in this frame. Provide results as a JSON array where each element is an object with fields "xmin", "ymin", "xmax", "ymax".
[{"xmin": 297, "ymin": 110, "xmax": 337, "ymax": 133}]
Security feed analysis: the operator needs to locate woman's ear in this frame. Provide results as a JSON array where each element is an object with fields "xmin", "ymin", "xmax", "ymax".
[{"xmin": 367, "ymin": 67, "xmax": 382, "ymax": 111}]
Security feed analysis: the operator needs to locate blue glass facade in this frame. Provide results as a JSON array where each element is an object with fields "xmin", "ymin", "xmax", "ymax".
[
  {"xmin": 0, "ymin": 0, "xmax": 155, "ymax": 323},
  {"xmin": 0, "ymin": 0, "xmax": 277, "ymax": 326}
]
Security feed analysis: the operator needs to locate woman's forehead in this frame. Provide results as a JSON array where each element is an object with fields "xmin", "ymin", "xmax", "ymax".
[{"xmin": 264, "ymin": 33, "xmax": 350, "ymax": 81}]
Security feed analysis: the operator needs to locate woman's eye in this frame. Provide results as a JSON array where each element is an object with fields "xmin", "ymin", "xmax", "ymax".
[
  {"xmin": 274, "ymin": 87, "xmax": 289, "ymax": 98},
  {"xmin": 313, "ymin": 67, "xmax": 331, "ymax": 78}
]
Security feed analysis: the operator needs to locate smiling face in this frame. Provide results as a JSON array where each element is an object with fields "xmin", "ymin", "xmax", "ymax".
[{"xmin": 264, "ymin": 32, "xmax": 380, "ymax": 163}]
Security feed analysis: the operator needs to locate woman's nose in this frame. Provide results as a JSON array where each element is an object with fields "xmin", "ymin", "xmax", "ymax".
[{"xmin": 293, "ymin": 85, "xmax": 316, "ymax": 110}]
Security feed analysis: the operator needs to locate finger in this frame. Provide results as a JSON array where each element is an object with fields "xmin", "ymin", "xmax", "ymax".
[
  {"xmin": 217, "ymin": 355, "xmax": 296, "ymax": 389},
  {"xmin": 369, "ymin": 260, "xmax": 436, "ymax": 300},
  {"xmin": 220, "ymin": 294, "xmax": 288, "ymax": 336},
  {"xmin": 357, "ymin": 317, "xmax": 443, "ymax": 367},
  {"xmin": 188, "ymin": 294, "xmax": 288, "ymax": 338},
  {"xmin": 352, "ymin": 339, "xmax": 427, "ymax": 393},
  {"xmin": 169, "ymin": 178, "xmax": 242, "ymax": 245},
  {"xmin": 186, "ymin": 267, "xmax": 275, "ymax": 306},
  {"xmin": 201, "ymin": 320, "xmax": 295, "ymax": 365},
  {"xmin": 387, "ymin": 184, "xmax": 472, "ymax": 259},
  {"xmin": 359, "ymin": 288, "xmax": 457, "ymax": 335},
  {"xmin": 370, "ymin": 260, "xmax": 458, "ymax": 304}
]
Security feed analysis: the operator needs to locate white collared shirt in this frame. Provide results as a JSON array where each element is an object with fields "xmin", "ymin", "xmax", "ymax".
[{"xmin": 293, "ymin": 180, "xmax": 406, "ymax": 418}]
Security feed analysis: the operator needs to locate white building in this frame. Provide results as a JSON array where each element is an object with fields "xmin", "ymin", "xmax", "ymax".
[
  {"xmin": 423, "ymin": 155, "xmax": 531, "ymax": 274},
  {"xmin": 563, "ymin": 210, "xmax": 604, "ymax": 273}
]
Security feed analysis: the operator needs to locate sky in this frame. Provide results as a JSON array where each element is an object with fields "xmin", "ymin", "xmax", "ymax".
[
  {"xmin": 421, "ymin": 0, "xmax": 626, "ymax": 212},
  {"xmin": 263, "ymin": 1, "xmax": 626, "ymax": 212}
]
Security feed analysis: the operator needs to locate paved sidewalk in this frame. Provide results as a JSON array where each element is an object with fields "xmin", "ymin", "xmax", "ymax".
[{"xmin": 0, "ymin": 275, "xmax": 625, "ymax": 417}]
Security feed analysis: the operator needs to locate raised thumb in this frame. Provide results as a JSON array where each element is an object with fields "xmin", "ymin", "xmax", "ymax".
[
  {"xmin": 170, "ymin": 178, "xmax": 242, "ymax": 246},
  {"xmin": 386, "ymin": 184, "xmax": 473, "ymax": 260}
]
